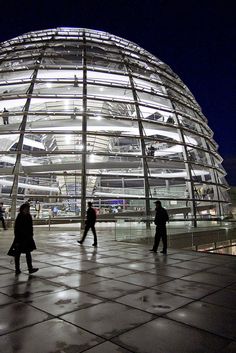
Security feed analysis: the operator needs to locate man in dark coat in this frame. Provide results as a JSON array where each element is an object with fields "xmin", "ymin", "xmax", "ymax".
[
  {"xmin": 77, "ymin": 202, "xmax": 97, "ymax": 246},
  {"xmin": 8, "ymin": 203, "xmax": 38, "ymax": 275},
  {"xmin": 150, "ymin": 200, "xmax": 169, "ymax": 254}
]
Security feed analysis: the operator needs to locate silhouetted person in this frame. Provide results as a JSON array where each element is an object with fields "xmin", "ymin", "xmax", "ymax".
[
  {"xmin": 71, "ymin": 107, "xmax": 78, "ymax": 119},
  {"xmin": 73, "ymin": 75, "xmax": 79, "ymax": 87},
  {"xmin": 2, "ymin": 108, "xmax": 9, "ymax": 125},
  {"xmin": 150, "ymin": 200, "xmax": 169, "ymax": 254},
  {"xmin": 35, "ymin": 200, "xmax": 41, "ymax": 219},
  {"xmin": 167, "ymin": 116, "xmax": 175, "ymax": 124},
  {"xmin": 7, "ymin": 203, "xmax": 38, "ymax": 275},
  {"xmin": 78, "ymin": 201, "xmax": 97, "ymax": 246},
  {"xmin": 147, "ymin": 145, "xmax": 155, "ymax": 157},
  {"xmin": 52, "ymin": 206, "xmax": 58, "ymax": 217},
  {"xmin": 0, "ymin": 202, "xmax": 7, "ymax": 230}
]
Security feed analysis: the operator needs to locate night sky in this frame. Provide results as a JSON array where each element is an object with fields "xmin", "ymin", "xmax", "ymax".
[{"xmin": 0, "ymin": 0, "xmax": 235, "ymax": 185}]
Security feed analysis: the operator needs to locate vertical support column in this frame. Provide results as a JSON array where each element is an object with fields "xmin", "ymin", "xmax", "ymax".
[
  {"xmin": 212, "ymin": 169, "xmax": 223, "ymax": 219},
  {"xmin": 81, "ymin": 31, "xmax": 88, "ymax": 229},
  {"xmin": 10, "ymin": 112, "xmax": 28, "ymax": 220},
  {"xmin": 98, "ymin": 176, "xmax": 101, "ymax": 210},
  {"xmin": 10, "ymin": 54, "xmax": 44, "ymax": 220},
  {"xmin": 196, "ymin": 121, "xmax": 222, "ymax": 219},
  {"xmin": 175, "ymin": 114, "xmax": 197, "ymax": 227},
  {"xmin": 122, "ymin": 177, "xmax": 126, "ymax": 211},
  {"xmin": 124, "ymin": 59, "xmax": 151, "ymax": 228}
]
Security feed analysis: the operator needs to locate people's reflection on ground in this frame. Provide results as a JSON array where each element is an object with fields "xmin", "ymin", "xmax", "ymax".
[
  {"xmin": 8, "ymin": 276, "xmax": 34, "ymax": 350},
  {"xmin": 11, "ymin": 275, "xmax": 34, "ymax": 301},
  {"xmin": 152, "ymin": 251, "xmax": 168, "ymax": 274},
  {"xmin": 79, "ymin": 244, "xmax": 98, "ymax": 262},
  {"xmin": 89, "ymin": 247, "xmax": 98, "ymax": 262},
  {"xmin": 76, "ymin": 244, "xmax": 98, "ymax": 288}
]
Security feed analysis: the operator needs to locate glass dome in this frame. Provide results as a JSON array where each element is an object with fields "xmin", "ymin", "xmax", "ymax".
[{"xmin": 0, "ymin": 27, "xmax": 230, "ymax": 222}]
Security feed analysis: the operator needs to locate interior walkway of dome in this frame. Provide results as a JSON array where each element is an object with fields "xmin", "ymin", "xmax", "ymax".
[{"xmin": 0, "ymin": 226, "xmax": 235, "ymax": 353}]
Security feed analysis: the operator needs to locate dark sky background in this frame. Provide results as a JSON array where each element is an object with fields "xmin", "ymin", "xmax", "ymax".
[{"xmin": 0, "ymin": 0, "xmax": 235, "ymax": 185}]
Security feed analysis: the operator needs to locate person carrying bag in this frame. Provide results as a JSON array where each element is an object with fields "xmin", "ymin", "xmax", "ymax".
[{"xmin": 7, "ymin": 203, "xmax": 38, "ymax": 275}]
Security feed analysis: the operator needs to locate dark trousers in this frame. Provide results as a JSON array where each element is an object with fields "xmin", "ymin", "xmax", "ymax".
[
  {"xmin": 0, "ymin": 217, "xmax": 6, "ymax": 230},
  {"xmin": 153, "ymin": 226, "xmax": 167, "ymax": 252},
  {"xmin": 15, "ymin": 252, "xmax": 32, "ymax": 271},
  {"xmin": 81, "ymin": 223, "xmax": 97, "ymax": 244}
]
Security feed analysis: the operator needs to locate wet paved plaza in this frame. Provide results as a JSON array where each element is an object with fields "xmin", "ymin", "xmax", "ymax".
[{"xmin": 0, "ymin": 226, "xmax": 236, "ymax": 353}]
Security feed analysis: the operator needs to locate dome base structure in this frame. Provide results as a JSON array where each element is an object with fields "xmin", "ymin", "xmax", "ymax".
[{"xmin": 0, "ymin": 28, "xmax": 231, "ymax": 224}]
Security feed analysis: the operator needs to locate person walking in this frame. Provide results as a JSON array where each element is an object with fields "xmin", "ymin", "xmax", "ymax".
[
  {"xmin": 0, "ymin": 202, "xmax": 7, "ymax": 230},
  {"xmin": 35, "ymin": 200, "xmax": 41, "ymax": 219},
  {"xmin": 2, "ymin": 108, "xmax": 9, "ymax": 125},
  {"xmin": 150, "ymin": 200, "xmax": 169, "ymax": 254},
  {"xmin": 7, "ymin": 203, "xmax": 38, "ymax": 275},
  {"xmin": 77, "ymin": 201, "xmax": 97, "ymax": 246}
]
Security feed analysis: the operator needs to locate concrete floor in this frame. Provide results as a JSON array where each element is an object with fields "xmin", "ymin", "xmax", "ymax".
[{"xmin": 0, "ymin": 226, "xmax": 236, "ymax": 353}]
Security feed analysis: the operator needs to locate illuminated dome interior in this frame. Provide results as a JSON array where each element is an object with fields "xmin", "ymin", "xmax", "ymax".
[{"xmin": 0, "ymin": 27, "xmax": 230, "ymax": 221}]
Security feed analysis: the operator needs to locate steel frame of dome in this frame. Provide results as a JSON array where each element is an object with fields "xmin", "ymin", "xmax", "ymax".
[{"xmin": 0, "ymin": 27, "xmax": 230, "ymax": 223}]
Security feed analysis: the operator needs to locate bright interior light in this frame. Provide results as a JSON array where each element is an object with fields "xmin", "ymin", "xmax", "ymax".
[
  {"xmin": 64, "ymin": 100, "xmax": 69, "ymax": 108},
  {"xmin": 65, "ymin": 135, "xmax": 72, "ymax": 143},
  {"xmin": 89, "ymin": 154, "xmax": 95, "ymax": 162}
]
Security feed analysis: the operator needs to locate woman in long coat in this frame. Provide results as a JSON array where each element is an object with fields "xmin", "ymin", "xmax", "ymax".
[{"xmin": 8, "ymin": 203, "xmax": 38, "ymax": 275}]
